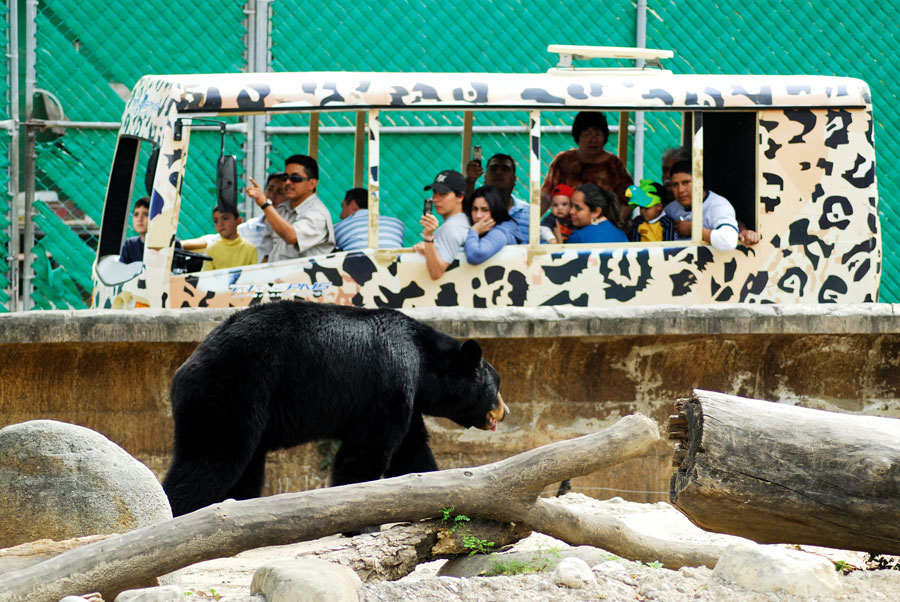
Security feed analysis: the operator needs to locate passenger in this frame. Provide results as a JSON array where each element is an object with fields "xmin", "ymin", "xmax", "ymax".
[
  {"xmin": 249, "ymin": 172, "xmax": 286, "ymax": 261},
  {"xmin": 663, "ymin": 160, "xmax": 745, "ymax": 250},
  {"xmin": 565, "ymin": 183, "xmax": 629, "ymax": 244},
  {"xmin": 540, "ymin": 111, "xmax": 633, "ymax": 215},
  {"xmin": 465, "ymin": 153, "xmax": 528, "ymax": 243},
  {"xmin": 626, "ymin": 180, "xmax": 677, "ymax": 242},
  {"xmin": 200, "ymin": 205, "xmax": 258, "ymax": 271},
  {"xmin": 333, "ymin": 187, "xmax": 405, "ymax": 251},
  {"xmin": 250, "ymin": 154, "xmax": 335, "ymax": 263},
  {"xmin": 463, "ymin": 186, "xmax": 520, "ymax": 265},
  {"xmin": 660, "ymin": 146, "xmax": 690, "ymax": 203},
  {"xmin": 540, "ymin": 184, "xmax": 575, "ymax": 244},
  {"xmin": 414, "ymin": 169, "xmax": 470, "ymax": 280},
  {"xmin": 181, "ymin": 171, "xmax": 285, "ymax": 262},
  {"xmin": 119, "ymin": 196, "xmax": 150, "ymax": 263}
]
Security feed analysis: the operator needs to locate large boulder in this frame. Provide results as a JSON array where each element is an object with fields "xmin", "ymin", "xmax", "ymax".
[{"xmin": 0, "ymin": 419, "xmax": 171, "ymax": 548}]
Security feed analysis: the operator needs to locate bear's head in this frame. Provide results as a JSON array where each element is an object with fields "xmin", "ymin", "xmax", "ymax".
[{"xmin": 430, "ymin": 339, "xmax": 509, "ymax": 431}]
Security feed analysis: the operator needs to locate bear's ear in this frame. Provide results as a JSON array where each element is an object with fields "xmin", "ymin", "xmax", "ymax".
[{"xmin": 458, "ymin": 339, "xmax": 483, "ymax": 373}]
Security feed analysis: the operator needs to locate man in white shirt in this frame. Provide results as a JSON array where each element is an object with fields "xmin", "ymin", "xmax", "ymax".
[
  {"xmin": 663, "ymin": 160, "xmax": 759, "ymax": 251},
  {"xmin": 414, "ymin": 170, "xmax": 470, "ymax": 280},
  {"xmin": 249, "ymin": 155, "xmax": 335, "ymax": 263}
]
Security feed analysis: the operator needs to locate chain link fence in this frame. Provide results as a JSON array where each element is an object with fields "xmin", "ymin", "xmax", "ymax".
[{"xmin": 4, "ymin": 0, "xmax": 898, "ymax": 310}]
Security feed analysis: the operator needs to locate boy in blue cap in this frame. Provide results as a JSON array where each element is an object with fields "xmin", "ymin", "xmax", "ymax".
[{"xmin": 627, "ymin": 180, "xmax": 677, "ymax": 242}]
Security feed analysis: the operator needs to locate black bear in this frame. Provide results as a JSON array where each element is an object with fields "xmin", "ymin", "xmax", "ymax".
[{"xmin": 162, "ymin": 299, "xmax": 508, "ymax": 516}]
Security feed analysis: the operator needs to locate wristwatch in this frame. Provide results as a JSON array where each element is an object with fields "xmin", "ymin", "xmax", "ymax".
[{"xmin": 260, "ymin": 199, "xmax": 273, "ymax": 210}]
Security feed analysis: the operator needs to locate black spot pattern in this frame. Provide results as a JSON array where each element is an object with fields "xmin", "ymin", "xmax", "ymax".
[{"xmin": 342, "ymin": 253, "xmax": 378, "ymax": 286}]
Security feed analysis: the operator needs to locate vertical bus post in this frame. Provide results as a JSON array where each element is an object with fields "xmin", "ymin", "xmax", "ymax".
[
  {"xmin": 307, "ymin": 113, "xmax": 320, "ymax": 159},
  {"xmin": 461, "ymin": 111, "xmax": 474, "ymax": 172},
  {"xmin": 617, "ymin": 112, "xmax": 629, "ymax": 164},
  {"xmin": 367, "ymin": 110, "xmax": 380, "ymax": 250},
  {"xmin": 528, "ymin": 110, "xmax": 541, "ymax": 247},
  {"xmin": 353, "ymin": 110, "xmax": 366, "ymax": 188},
  {"xmin": 691, "ymin": 112, "xmax": 704, "ymax": 242}
]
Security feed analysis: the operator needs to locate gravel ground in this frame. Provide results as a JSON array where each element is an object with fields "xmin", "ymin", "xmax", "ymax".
[{"xmin": 179, "ymin": 494, "xmax": 900, "ymax": 602}]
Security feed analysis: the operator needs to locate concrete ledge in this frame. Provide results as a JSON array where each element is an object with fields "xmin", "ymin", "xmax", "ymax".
[{"xmin": 0, "ymin": 303, "xmax": 897, "ymax": 344}]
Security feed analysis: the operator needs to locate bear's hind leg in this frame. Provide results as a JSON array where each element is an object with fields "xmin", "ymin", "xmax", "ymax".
[
  {"xmin": 384, "ymin": 412, "xmax": 438, "ymax": 478},
  {"xmin": 223, "ymin": 444, "xmax": 268, "ymax": 502},
  {"xmin": 163, "ymin": 431, "xmax": 266, "ymax": 516}
]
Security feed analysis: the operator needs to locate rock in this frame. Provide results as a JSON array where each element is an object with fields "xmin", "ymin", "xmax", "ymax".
[
  {"xmin": 116, "ymin": 587, "xmax": 262, "ymax": 602},
  {"xmin": 0, "ymin": 420, "xmax": 171, "ymax": 548},
  {"xmin": 713, "ymin": 543, "xmax": 842, "ymax": 597},
  {"xmin": 552, "ymin": 556, "xmax": 596, "ymax": 589},
  {"xmin": 251, "ymin": 558, "xmax": 362, "ymax": 602},
  {"xmin": 591, "ymin": 560, "xmax": 625, "ymax": 574},
  {"xmin": 439, "ymin": 545, "xmax": 611, "ymax": 577},
  {"xmin": 114, "ymin": 585, "xmax": 184, "ymax": 601}
]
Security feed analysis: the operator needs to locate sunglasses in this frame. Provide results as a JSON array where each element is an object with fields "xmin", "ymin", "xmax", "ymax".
[{"xmin": 280, "ymin": 173, "xmax": 311, "ymax": 183}]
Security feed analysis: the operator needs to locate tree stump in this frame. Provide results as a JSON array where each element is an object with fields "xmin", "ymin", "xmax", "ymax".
[{"xmin": 669, "ymin": 389, "xmax": 900, "ymax": 555}]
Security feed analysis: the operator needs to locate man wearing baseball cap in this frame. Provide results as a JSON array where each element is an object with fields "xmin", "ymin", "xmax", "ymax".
[{"xmin": 414, "ymin": 169, "xmax": 470, "ymax": 279}]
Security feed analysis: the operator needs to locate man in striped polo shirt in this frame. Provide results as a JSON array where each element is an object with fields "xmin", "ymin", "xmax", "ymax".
[{"xmin": 333, "ymin": 188, "xmax": 405, "ymax": 251}]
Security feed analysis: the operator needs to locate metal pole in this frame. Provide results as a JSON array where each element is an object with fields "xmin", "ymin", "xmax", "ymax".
[
  {"xmin": 22, "ymin": 0, "xmax": 37, "ymax": 310},
  {"xmin": 251, "ymin": 0, "xmax": 269, "ymax": 217},
  {"xmin": 243, "ymin": 0, "xmax": 270, "ymax": 218},
  {"xmin": 634, "ymin": 0, "xmax": 647, "ymax": 182},
  {"xmin": 6, "ymin": 0, "xmax": 20, "ymax": 311},
  {"xmin": 265, "ymin": 124, "xmax": 630, "ymax": 136}
]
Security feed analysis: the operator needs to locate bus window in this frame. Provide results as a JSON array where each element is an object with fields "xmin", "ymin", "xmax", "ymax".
[{"xmin": 703, "ymin": 112, "xmax": 757, "ymax": 231}]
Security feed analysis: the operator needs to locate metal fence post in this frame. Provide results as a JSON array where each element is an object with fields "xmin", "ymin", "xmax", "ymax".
[
  {"xmin": 6, "ymin": 0, "xmax": 20, "ymax": 311},
  {"xmin": 22, "ymin": 0, "xmax": 37, "ymax": 311},
  {"xmin": 633, "ymin": 0, "xmax": 647, "ymax": 182},
  {"xmin": 244, "ymin": 0, "xmax": 270, "ymax": 218}
]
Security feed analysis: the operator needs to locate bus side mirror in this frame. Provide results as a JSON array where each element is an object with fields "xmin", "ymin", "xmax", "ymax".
[
  {"xmin": 145, "ymin": 146, "xmax": 159, "ymax": 196},
  {"xmin": 217, "ymin": 154, "xmax": 238, "ymax": 212}
]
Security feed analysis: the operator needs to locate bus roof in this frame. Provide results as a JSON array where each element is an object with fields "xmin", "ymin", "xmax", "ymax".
[{"xmin": 122, "ymin": 70, "xmax": 871, "ymax": 140}]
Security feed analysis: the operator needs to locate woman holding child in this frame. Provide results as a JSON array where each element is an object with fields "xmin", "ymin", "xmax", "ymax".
[
  {"xmin": 463, "ymin": 185, "xmax": 522, "ymax": 264},
  {"xmin": 565, "ymin": 183, "xmax": 629, "ymax": 244}
]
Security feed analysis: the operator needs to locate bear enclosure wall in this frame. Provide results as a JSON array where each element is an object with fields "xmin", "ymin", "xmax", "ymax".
[
  {"xmin": 1, "ymin": 0, "xmax": 899, "ymax": 311},
  {"xmin": 1, "ymin": 305, "xmax": 898, "ymax": 503}
]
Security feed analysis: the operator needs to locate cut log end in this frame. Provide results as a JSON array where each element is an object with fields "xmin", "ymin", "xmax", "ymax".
[{"xmin": 667, "ymin": 395, "xmax": 705, "ymax": 501}]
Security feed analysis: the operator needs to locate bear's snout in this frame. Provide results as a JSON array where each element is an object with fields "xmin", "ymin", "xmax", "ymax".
[{"xmin": 483, "ymin": 394, "xmax": 509, "ymax": 431}]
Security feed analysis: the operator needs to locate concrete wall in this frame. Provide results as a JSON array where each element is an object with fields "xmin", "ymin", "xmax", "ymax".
[{"xmin": 1, "ymin": 304, "xmax": 898, "ymax": 503}]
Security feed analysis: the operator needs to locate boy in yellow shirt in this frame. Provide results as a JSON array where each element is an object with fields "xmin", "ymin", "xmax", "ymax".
[{"xmin": 201, "ymin": 205, "xmax": 258, "ymax": 271}]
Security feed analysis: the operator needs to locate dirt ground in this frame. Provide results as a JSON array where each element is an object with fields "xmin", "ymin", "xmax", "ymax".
[{"xmin": 177, "ymin": 494, "xmax": 900, "ymax": 601}]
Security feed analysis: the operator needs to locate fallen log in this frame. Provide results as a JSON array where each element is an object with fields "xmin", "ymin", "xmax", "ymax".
[
  {"xmin": 0, "ymin": 413, "xmax": 720, "ymax": 602},
  {"xmin": 295, "ymin": 518, "xmax": 531, "ymax": 582},
  {"xmin": 669, "ymin": 389, "xmax": 900, "ymax": 555}
]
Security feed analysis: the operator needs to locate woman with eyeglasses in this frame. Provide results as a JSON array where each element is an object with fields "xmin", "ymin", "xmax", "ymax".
[{"xmin": 539, "ymin": 111, "xmax": 633, "ymax": 218}]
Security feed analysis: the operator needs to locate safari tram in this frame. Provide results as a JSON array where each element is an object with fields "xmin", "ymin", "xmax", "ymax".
[{"xmin": 91, "ymin": 46, "xmax": 880, "ymax": 309}]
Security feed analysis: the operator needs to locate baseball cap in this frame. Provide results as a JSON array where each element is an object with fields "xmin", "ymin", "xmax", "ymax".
[
  {"xmin": 551, "ymin": 184, "xmax": 574, "ymax": 199},
  {"xmin": 626, "ymin": 179, "xmax": 664, "ymax": 208},
  {"xmin": 424, "ymin": 170, "xmax": 466, "ymax": 195}
]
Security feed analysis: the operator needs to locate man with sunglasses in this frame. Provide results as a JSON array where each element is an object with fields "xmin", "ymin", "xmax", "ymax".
[{"xmin": 249, "ymin": 154, "xmax": 334, "ymax": 262}]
